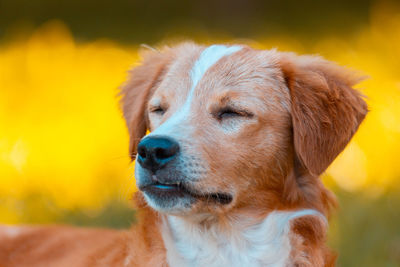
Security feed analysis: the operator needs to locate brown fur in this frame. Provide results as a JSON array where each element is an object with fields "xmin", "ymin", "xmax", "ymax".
[
  {"xmin": 120, "ymin": 48, "xmax": 174, "ymax": 156},
  {"xmin": 0, "ymin": 42, "xmax": 368, "ymax": 266}
]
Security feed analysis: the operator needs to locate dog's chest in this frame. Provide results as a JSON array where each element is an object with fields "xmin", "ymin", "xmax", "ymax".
[{"xmin": 162, "ymin": 210, "xmax": 323, "ymax": 267}]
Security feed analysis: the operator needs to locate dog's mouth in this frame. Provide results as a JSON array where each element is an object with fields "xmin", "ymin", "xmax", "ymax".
[{"xmin": 140, "ymin": 181, "xmax": 233, "ymax": 205}]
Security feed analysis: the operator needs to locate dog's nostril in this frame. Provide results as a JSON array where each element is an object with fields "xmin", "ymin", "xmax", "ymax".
[
  {"xmin": 155, "ymin": 148, "xmax": 168, "ymax": 159},
  {"xmin": 155, "ymin": 145, "xmax": 178, "ymax": 160},
  {"xmin": 138, "ymin": 146, "xmax": 147, "ymax": 159}
]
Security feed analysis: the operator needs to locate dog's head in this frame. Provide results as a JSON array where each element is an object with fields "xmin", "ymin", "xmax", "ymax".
[{"xmin": 120, "ymin": 43, "xmax": 367, "ymax": 216}]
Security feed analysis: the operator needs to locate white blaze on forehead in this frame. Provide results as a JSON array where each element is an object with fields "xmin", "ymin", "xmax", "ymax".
[
  {"xmin": 150, "ymin": 45, "xmax": 242, "ymax": 137},
  {"xmin": 190, "ymin": 45, "xmax": 242, "ymax": 93}
]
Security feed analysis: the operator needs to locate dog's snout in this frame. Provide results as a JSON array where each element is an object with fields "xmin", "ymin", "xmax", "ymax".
[{"xmin": 137, "ymin": 136, "xmax": 180, "ymax": 172}]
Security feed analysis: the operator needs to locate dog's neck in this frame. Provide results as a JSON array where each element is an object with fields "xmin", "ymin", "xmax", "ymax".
[{"xmin": 161, "ymin": 209, "xmax": 326, "ymax": 267}]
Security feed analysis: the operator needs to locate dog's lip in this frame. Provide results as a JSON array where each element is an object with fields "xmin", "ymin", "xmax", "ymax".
[
  {"xmin": 140, "ymin": 181, "xmax": 182, "ymax": 191},
  {"xmin": 139, "ymin": 181, "xmax": 233, "ymax": 205}
]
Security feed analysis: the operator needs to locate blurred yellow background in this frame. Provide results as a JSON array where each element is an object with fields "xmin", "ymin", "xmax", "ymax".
[{"xmin": 0, "ymin": 0, "xmax": 399, "ymax": 266}]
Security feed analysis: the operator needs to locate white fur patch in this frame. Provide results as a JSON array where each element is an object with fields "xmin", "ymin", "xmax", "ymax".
[
  {"xmin": 0, "ymin": 225, "xmax": 21, "ymax": 238},
  {"xmin": 150, "ymin": 45, "xmax": 242, "ymax": 137},
  {"xmin": 162, "ymin": 209, "xmax": 326, "ymax": 267},
  {"xmin": 190, "ymin": 45, "xmax": 242, "ymax": 92},
  {"xmin": 124, "ymin": 255, "xmax": 133, "ymax": 267}
]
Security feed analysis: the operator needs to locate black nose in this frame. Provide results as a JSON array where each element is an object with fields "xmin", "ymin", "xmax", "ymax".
[{"xmin": 137, "ymin": 136, "xmax": 180, "ymax": 172}]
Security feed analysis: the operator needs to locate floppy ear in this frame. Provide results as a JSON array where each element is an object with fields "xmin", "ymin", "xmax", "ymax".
[
  {"xmin": 119, "ymin": 49, "xmax": 172, "ymax": 158},
  {"xmin": 279, "ymin": 53, "xmax": 368, "ymax": 176}
]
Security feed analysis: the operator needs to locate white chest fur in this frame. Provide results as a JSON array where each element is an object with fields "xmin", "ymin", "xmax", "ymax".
[{"xmin": 162, "ymin": 209, "xmax": 325, "ymax": 267}]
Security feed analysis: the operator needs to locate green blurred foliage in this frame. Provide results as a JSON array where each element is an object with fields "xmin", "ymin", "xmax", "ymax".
[
  {"xmin": 0, "ymin": 193, "xmax": 136, "ymax": 229},
  {"xmin": 1, "ymin": 0, "xmax": 374, "ymax": 43},
  {"xmin": 328, "ymin": 184, "xmax": 400, "ymax": 266}
]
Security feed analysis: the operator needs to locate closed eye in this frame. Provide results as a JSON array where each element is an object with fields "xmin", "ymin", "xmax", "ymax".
[
  {"xmin": 217, "ymin": 107, "xmax": 253, "ymax": 120},
  {"xmin": 149, "ymin": 106, "xmax": 166, "ymax": 115}
]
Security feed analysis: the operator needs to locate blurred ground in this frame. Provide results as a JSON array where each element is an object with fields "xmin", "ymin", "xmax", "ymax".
[{"xmin": 0, "ymin": 0, "xmax": 400, "ymax": 266}]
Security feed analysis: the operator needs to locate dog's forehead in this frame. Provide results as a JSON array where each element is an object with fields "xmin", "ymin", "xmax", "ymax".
[{"xmin": 155, "ymin": 44, "xmax": 284, "ymax": 104}]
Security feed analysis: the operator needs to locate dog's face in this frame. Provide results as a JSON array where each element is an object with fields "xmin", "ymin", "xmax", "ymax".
[
  {"xmin": 135, "ymin": 45, "xmax": 292, "ymax": 214},
  {"xmin": 120, "ymin": 43, "xmax": 367, "ymax": 216}
]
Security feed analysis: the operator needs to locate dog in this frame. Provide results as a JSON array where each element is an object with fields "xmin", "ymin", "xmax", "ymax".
[{"xmin": 0, "ymin": 42, "xmax": 367, "ymax": 266}]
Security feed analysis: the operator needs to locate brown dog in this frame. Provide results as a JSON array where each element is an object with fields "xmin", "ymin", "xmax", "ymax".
[{"xmin": 0, "ymin": 42, "xmax": 367, "ymax": 267}]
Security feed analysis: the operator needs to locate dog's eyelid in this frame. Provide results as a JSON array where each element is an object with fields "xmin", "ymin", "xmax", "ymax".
[
  {"xmin": 149, "ymin": 104, "xmax": 167, "ymax": 114},
  {"xmin": 215, "ymin": 106, "xmax": 254, "ymax": 120}
]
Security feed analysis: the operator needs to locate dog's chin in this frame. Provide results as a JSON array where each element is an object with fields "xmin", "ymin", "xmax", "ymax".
[
  {"xmin": 138, "ymin": 181, "xmax": 234, "ymax": 215},
  {"xmin": 139, "ymin": 182, "xmax": 195, "ymax": 214},
  {"xmin": 142, "ymin": 189, "xmax": 197, "ymax": 214}
]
